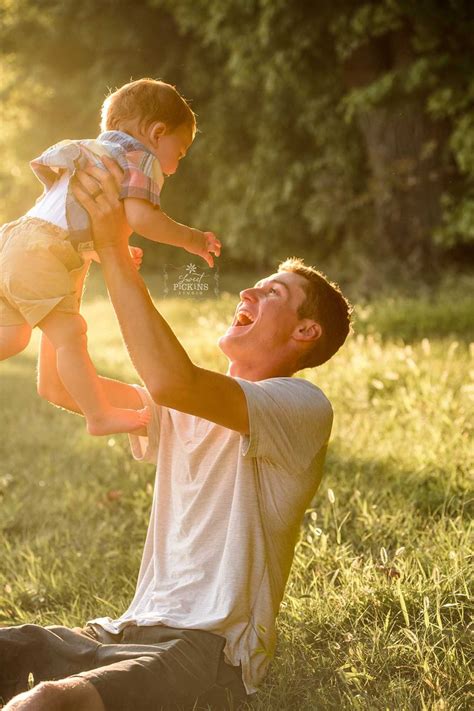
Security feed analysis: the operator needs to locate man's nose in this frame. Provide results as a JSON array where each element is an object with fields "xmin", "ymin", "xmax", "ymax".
[{"xmin": 239, "ymin": 287, "xmax": 258, "ymax": 302}]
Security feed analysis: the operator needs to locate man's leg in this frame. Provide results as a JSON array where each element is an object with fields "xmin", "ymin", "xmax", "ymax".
[
  {"xmin": 3, "ymin": 677, "xmax": 104, "ymax": 711},
  {"xmin": 1, "ymin": 624, "xmax": 247, "ymax": 710},
  {"xmin": 71, "ymin": 627, "xmax": 247, "ymax": 711},
  {"xmin": 0, "ymin": 624, "xmax": 100, "ymax": 704}
]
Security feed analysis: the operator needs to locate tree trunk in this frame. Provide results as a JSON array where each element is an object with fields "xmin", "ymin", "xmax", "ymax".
[{"xmin": 344, "ymin": 28, "xmax": 446, "ymax": 275}]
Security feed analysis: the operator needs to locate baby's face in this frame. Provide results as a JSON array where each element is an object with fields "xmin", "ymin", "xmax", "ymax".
[{"xmin": 155, "ymin": 123, "xmax": 194, "ymax": 176}]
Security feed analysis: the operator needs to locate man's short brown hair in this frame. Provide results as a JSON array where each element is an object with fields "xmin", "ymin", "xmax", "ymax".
[
  {"xmin": 278, "ymin": 257, "xmax": 352, "ymax": 368},
  {"xmin": 101, "ymin": 78, "xmax": 196, "ymax": 135}
]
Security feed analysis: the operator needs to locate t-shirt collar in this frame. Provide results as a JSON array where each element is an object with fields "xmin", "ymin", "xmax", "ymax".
[{"xmin": 98, "ymin": 130, "xmax": 152, "ymax": 154}]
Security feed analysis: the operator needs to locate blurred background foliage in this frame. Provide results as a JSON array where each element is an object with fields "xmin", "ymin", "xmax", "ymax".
[{"xmin": 1, "ymin": 0, "xmax": 473, "ymax": 286}]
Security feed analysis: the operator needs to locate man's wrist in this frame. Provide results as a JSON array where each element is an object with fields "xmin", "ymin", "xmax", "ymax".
[
  {"xmin": 97, "ymin": 242, "xmax": 130, "ymax": 261},
  {"xmin": 72, "ymin": 261, "xmax": 90, "ymax": 301}
]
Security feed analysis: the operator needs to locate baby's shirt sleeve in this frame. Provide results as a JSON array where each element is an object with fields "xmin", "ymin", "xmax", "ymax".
[
  {"xmin": 30, "ymin": 140, "xmax": 85, "ymax": 193},
  {"xmin": 118, "ymin": 150, "xmax": 164, "ymax": 207}
]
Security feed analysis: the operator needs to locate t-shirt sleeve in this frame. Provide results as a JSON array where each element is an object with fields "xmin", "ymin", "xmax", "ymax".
[
  {"xmin": 30, "ymin": 140, "xmax": 83, "ymax": 191},
  {"xmin": 127, "ymin": 385, "xmax": 162, "ymax": 463},
  {"xmin": 235, "ymin": 377, "xmax": 333, "ymax": 474},
  {"xmin": 119, "ymin": 150, "xmax": 163, "ymax": 207}
]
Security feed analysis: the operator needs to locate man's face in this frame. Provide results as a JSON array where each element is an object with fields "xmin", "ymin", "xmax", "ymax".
[
  {"xmin": 155, "ymin": 123, "xmax": 194, "ymax": 176},
  {"xmin": 218, "ymin": 271, "xmax": 310, "ymax": 368}
]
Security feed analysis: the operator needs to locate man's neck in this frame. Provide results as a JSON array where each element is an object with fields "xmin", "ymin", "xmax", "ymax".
[{"xmin": 227, "ymin": 360, "xmax": 294, "ymax": 381}]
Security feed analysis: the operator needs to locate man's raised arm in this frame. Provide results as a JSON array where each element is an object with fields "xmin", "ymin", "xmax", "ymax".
[{"xmin": 72, "ymin": 159, "xmax": 249, "ymax": 435}]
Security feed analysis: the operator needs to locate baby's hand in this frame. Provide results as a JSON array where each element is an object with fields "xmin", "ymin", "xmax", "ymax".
[
  {"xmin": 187, "ymin": 229, "xmax": 221, "ymax": 268},
  {"xmin": 81, "ymin": 249, "xmax": 101, "ymax": 263},
  {"xmin": 129, "ymin": 245, "xmax": 144, "ymax": 270}
]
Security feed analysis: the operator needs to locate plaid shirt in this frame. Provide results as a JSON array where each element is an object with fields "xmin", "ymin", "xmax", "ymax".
[{"xmin": 30, "ymin": 131, "xmax": 164, "ymax": 252}]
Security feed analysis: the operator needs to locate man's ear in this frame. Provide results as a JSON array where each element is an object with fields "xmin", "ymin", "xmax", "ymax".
[
  {"xmin": 149, "ymin": 122, "xmax": 167, "ymax": 147},
  {"xmin": 293, "ymin": 319, "xmax": 322, "ymax": 343}
]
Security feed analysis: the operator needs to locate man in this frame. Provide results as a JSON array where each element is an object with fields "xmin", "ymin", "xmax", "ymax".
[{"xmin": 1, "ymin": 160, "xmax": 352, "ymax": 710}]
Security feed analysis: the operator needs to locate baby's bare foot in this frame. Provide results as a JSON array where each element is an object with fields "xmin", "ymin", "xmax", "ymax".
[{"xmin": 86, "ymin": 406, "xmax": 150, "ymax": 436}]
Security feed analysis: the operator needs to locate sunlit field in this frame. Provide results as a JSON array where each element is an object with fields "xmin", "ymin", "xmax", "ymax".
[{"xmin": 0, "ymin": 268, "xmax": 472, "ymax": 710}]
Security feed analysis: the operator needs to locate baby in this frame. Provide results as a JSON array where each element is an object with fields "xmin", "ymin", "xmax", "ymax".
[{"xmin": 0, "ymin": 78, "xmax": 220, "ymax": 435}]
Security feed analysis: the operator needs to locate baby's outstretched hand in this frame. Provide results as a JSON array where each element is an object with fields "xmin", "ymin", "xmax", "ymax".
[
  {"xmin": 187, "ymin": 229, "xmax": 221, "ymax": 268},
  {"xmin": 129, "ymin": 245, "xmax": 143, "ymax": 270}
]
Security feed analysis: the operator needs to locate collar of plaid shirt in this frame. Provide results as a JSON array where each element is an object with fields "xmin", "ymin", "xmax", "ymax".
[{"xmin": 98, "ymin": 130, "xmax": 152, "ymax": 155}]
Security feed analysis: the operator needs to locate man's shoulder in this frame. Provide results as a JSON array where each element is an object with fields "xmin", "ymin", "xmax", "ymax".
[
  {"xmin": 237, "ymin": 374, "xmax": 330, "ymax": 398},
  {"xmin": 235, "ymin": 375, "xmax": 333, "ymax": 418}
]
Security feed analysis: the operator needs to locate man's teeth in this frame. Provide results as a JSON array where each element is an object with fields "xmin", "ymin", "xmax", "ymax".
[{"xmin": 236, "ymin": 311, "xmax": 254, "ymax": 326}]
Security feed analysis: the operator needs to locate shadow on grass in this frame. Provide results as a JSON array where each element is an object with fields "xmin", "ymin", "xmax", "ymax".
[{"xmin": 324, "ymin": 449, "xmax": 470, "ymax": 525}]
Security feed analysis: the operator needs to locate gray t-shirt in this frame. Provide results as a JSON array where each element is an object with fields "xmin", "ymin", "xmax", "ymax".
[{"xmin": 90, "ymin": 376, "xmax": 333, "ymax": 693}]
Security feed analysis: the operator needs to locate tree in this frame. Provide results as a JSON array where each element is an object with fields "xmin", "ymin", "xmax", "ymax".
[
  {"xmin": 1, "ymin": 0, "xmax": 473, "ymax": 277},
  {"xmin": 336, "ymin": 0, "xmax": 474, "ymax": 274}
]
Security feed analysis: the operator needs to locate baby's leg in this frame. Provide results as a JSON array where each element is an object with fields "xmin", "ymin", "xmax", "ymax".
[
  {"xmin": 38, "ymin": 310, "xmax": 150, "ymax": 436},
  {"xmin": 0, "ymin": 324, "xmax": 32, "ymax": 360}
]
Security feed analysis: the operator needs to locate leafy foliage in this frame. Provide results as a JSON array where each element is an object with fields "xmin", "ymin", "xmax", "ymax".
[{"xmin": 1, "ymin": 0, "xmax": 473, "ymax": 274}]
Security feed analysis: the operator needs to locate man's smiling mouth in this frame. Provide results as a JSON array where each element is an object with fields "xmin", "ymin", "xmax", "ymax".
[{"xmin": 230, "ymin": 308, "xmax": 256, "ymax": 329}]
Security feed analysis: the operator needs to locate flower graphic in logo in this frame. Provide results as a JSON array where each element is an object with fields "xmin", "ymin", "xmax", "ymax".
[{"xmin": 185, "ymin": 263, "xmax": 197, "ymax": 274}]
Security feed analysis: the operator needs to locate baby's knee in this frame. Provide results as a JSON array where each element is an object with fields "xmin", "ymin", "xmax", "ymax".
[
  {"xmin": 0, "ymin": 324, "xmax": 31, "ymax": 360},
  {"xmin": 41, "ymin": 312, "xmax": 88, "ymax": 349},
  {"xmin": 63, "ymin": 313, "xmax": 88, "ymax": 341}
]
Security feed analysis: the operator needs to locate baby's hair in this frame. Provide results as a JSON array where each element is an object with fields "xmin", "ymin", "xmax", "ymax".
[{"xmin": 101, "ymin": 78, "xmax": 196, "ymax": 135}]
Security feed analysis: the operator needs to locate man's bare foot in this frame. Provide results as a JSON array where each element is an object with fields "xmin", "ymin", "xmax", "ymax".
[{"xmin": 86, "ymin": 406, "xmax": 150, "ymax": 436}]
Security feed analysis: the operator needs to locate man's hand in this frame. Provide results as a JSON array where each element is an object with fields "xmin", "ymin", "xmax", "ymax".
[{"xmin": 71, "ymin": 156, "xmax": 131, "ymax": 251}]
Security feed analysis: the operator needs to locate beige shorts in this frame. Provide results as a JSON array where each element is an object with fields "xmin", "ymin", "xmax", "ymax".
[{"xmin": 0, "ymin": 216, "xmax": 86, "ymax": 328}]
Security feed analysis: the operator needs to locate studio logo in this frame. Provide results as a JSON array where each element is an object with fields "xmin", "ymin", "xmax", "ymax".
[{"xmin": 162, "ymin": 263, "xmax": 219, "ymax": 298}]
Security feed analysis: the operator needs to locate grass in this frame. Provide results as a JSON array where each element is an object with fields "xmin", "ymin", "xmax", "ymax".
[{"xmin": 0, "ymin": 268, "xmax": 472, "ymax": 710}]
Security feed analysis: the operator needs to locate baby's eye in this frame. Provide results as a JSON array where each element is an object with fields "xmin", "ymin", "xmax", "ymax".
[{"xmin": 269, "ymin": 287, "xmax": 278, "ymax": 294}]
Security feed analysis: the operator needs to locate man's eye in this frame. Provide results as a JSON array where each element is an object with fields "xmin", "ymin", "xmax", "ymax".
[{"xmin": 269, "ymin": 287, "xmax": 277, "ymax": 294}]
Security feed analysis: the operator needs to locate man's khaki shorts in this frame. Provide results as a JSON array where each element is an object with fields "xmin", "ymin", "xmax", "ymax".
[{"xmin": 0, "ymin": 216, "xmax": 86, "ymax": 328}]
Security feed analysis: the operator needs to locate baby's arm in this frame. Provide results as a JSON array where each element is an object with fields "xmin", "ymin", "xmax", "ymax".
[{"xmin": 125, "ymin": 198, "xmax": 221, "ymax": 267}]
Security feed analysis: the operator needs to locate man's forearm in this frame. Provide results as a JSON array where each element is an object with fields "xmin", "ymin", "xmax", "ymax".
[{"xmin": 98, "ymin": 243, "xmax": 196, "ymax": 400}]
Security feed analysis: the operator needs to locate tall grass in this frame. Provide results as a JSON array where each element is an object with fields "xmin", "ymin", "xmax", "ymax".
[{"xmin": 0, "ymin": 269, "xmax": 472, "ymax": 710}]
